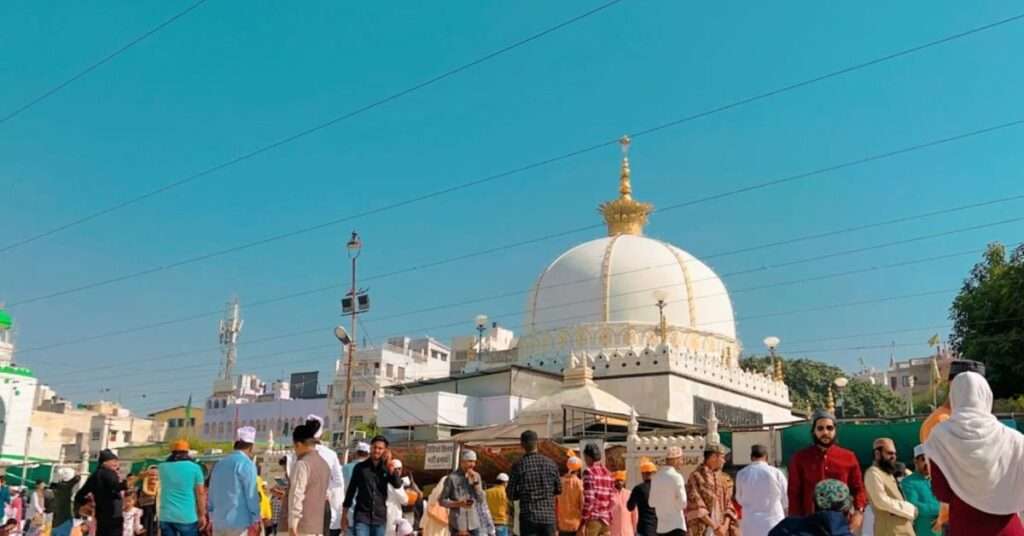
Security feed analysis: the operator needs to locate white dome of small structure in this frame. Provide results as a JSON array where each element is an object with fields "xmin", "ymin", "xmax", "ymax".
[{"xmin": 526, "ymin": 235, "xmax": 735, "ymax": 340}]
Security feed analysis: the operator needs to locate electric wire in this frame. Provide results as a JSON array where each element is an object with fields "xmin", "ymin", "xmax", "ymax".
[
  {"xmin": 10, "ymin": 116, "xmax": 1024, "ymax": 309},
  {"xmin": 25, "ymin": 210, "xmax": 1024, "ymax": 381},
  {"xmin": 0, "ymin": 0, "xmax": 210, "ymax": 125},
  {"xmin": 51, "ymin": 239, "xmax": 1011, "ymax": 388},
  {"xmin": 5, "ymin": 11, "xmax": 1021, "ymax": 257},
  {"xmin": 56, "ymin": 283, "xmax": 999, "ymax": 402},
  {"xmin": 39, "ymin": 215, "xmax": 1020, "ymax": 378},
  {"xmin": 0, "ymin": 0, "xmax": 627, "ymax": 254},
  {"xmin": 19, "ymin": 191, "xmax": 1024, "ymax": 356}
]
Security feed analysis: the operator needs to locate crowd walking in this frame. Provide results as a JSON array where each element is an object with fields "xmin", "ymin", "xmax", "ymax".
[{"xmin": 7, "ymin": 361, "xmax": 1022, "ymax": 536}]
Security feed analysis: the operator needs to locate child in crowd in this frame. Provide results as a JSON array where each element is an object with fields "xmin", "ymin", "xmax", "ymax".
[{"xmin": 122, "ymin": 494, "xmax": 144, "ymax": 536}]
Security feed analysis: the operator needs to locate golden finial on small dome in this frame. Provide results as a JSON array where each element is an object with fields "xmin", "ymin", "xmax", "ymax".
[
  {"xmin": 619, "ymin": 135, "xmax": 632, "ymax": 200},
  {"xmin": 599, "ymin": 135, "xmax": 653, "ymax": 236}
]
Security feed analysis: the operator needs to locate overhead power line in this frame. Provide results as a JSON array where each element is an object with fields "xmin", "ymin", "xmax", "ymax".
[
  {"xmin": 5, "ymin": 11, "xmax": 1022, "ymax": 256},
  {"xmin": 54, "ymin": 282, "xmax": 981, "ymax": 399},
  {"xmin": 47, "ymin": 236, "xmax": 1010, "ymax": 385},
  {"xmin": 9, "ymin": 117, "xmax": 1024, "ymax": 309},
  {"xmin": 0, "ymin": 0, "xmax": 627, "ymax": 254},
  {"xmin": 17, "ymin": 193, "xmax": 1023, "ymax": 355},
  {"xmin": 0, "ymin": 0, "xmax": 210, "ymax": 125},
  {"xmin": 118, "ymin": 327, "xmax": 1024, "ymax": 414}
]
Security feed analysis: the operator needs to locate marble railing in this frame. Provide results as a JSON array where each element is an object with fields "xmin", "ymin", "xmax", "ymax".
[{"xmin": 524, "ymin": 343, "xmax": 791, "ymax": 406}]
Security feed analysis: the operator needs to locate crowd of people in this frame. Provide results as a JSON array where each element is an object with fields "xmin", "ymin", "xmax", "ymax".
[
  {"xmin": 490, "ymin": 366, "xmax": 1023, "ymax": 536},
  {"xmin": 3, "ymin": 360, "xmax": 1021, "ymax": 536}
]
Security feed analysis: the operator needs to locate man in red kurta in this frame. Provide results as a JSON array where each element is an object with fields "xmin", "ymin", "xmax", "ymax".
[{"xmin": 788, "ymin": 410, "xmax": 867, "ymax": 531}]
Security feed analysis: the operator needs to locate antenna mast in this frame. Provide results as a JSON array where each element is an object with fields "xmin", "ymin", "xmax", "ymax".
[{"xmin": 214, "ymin": 297, "xmax": 243, "ymax": 394}]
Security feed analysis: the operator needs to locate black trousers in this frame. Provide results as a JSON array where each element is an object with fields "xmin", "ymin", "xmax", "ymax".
[
  {"xmin": 324, "ymin": 501, "xmax": 333, "ymax": 535},
  {"xmin": 141, "ymin": 504, "xmax": 158, "ymax": 536},
  {"xmin": 518, "ymin": 514, "xmax": 555, "ymax": 536}
]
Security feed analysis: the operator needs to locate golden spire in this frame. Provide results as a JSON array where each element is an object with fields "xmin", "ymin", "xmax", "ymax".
[
  {"xmin": 599, "ymin": 136, "xmax": 653, "ymax": 236},
  {"xmin": 619, "ymin": 135, "xmax": 634, "ymax": 200},
  {"xmin": 827, "ymin": 384, "xmax": 836, "ymax": 414}
]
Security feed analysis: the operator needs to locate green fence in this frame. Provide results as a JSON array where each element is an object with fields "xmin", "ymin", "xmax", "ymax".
[{"xmin": 780, "ymin": 418, "xmax": 1018, "ymax": 468}]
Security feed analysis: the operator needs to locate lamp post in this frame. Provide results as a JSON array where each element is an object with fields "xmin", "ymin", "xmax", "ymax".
[
  {"xmin": 833, "ymin": 377, "xmax": 849, "ymax": 419},
  {"xmin": 653, "ymin": 290, "xmax": 669, "ymax": 344},
  {"xmin": 338, "ymin": 231, "xmax": 362, "ymax": 461},
  {"xmin": 21, "ymin": 426, "xmax": 31, "ymax": 487},
  {"xmin": 907, "ymin": 375, "xmax": 916, "ymax": 415},
  {"xmin": 475, "ymin": 314, "xmax": 488, "ymax": 360},
  {"xmin": 763, "ymin": 336, "xmax": 781, "ymax": 380}
]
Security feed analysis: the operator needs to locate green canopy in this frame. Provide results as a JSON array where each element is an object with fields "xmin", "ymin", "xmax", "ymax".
[{"xmin": 4, "ymin": 464, "xmax": 53, "ymax": 487}]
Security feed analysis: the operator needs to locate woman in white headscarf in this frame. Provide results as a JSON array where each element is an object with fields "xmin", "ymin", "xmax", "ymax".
[{"xmin": 923, "ymin": 371, "xmax": 1024, "ymax": 536}]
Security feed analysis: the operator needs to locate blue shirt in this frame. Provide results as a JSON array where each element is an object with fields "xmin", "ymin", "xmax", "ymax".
[
  {"xmin": 342, "ymin": 461, "xmax": 359, "ymax": 490},
  {"xmin": 158, "ymin": 460, "xmax": 205, "ymax": 524},
  {"xmin": 208, "ymin": 451, "xmax": 261, "ymax": 530}
]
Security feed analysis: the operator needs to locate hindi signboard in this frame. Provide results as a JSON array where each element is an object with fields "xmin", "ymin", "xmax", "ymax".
[{"xmin": 424, "ymin": 442, "xmax": 456, "ymax": 471}]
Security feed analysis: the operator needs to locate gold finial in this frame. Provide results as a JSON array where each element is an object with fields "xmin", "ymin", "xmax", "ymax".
[
  {"xmin": 827, "ymin": 385, "xmax": 836, "ymax": 414},
  {"xmin": 599, "ymin": 135, "xmax": 653, "ymax": 236},
  {"xmin": 773, "ymin": 359, "xmax": 785, "ymax": 382},
  {"xmin": 619, "ymin": 135, "xmax": 632, "ymax": 200}
]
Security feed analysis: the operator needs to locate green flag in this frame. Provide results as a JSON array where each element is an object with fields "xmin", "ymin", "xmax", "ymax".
[{"xmin": 927, "ymin": 334, "xmax": 941, "ymax": 347}]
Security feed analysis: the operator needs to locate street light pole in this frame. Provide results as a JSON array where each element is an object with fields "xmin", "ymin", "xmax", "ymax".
[
  {"xmin": 339, "ymin": 232, "xmax": 362, "ymax": 463},
  {"xmin": 475, "ymin": 314, "xmax": 488, "ymax": 361},
  {"xmin": 763, "ymin": 336, "xmax": 781, "ymax": 380},
  {"xmin": 833, "ymin": 377, "xmax": 849, "ymax": 419},
  {"xmin": 20, "ymin": 426, "xmax": 31, "ymax": 486},
  {"xmin": 907, "ymin": 376, "xmax": 916, "ymax": 415},
  {"xmin": 653, "ymin": 290, "xmax": 669, "ymax": 345}
]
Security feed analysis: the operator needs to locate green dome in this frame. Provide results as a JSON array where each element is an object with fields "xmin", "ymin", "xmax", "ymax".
[{"xmin": 0, "ymin": 309, "xmax": 11, "ymax": 329}]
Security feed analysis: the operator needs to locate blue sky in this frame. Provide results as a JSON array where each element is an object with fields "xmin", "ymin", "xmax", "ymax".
[{"xmin": 2, "ymin": 1, "xmax": 1022, "ymax": 414}]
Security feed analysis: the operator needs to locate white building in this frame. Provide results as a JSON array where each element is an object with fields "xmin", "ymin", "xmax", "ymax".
[
  {"xmin": 203, "ymin": 375, "xmax": 329, "ymax": 443},
  {"xmin": 31, "ymin": 398, "xmax": 166, "ymax": 462},
  {"xmin": 0, "ymin": 308, "xmax": 166, "ymax": 464},
  {"xmin": 330, "ymin": 336, "xmax": 452, "ymax": 439},
  {"xmin": 0, "ymin": 308, "xmax": 41, "ymax": 465},
  {"xmin": 513, "ymin": 137, "xmax": 792, "ymax": 425},
  {"xmin": 853, "ymin": 349, "xmax": 955, "ymax": 402},
  {"xmin": 377, "ymin": 139, "xmax": 794, "ymax": 435},
  {"xmin": 376, "ymin": 364, "xmax": 562, "ymax": 440},
  {"xmin": 451, "ymin": 323, "xmax": 518, "ymax": 374}
]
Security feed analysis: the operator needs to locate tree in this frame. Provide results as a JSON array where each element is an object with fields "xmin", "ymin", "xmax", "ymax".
[
  {"xmin": 741, "ymin": 355, "xmax": 905, "ymax": 418},
  {"xmin": 950, "ymin": 242, "xmax": 1024, "ymax": 398},
  {"xmin": 355, "ymin": 419, "xmax": 383, "ymax": 439}
]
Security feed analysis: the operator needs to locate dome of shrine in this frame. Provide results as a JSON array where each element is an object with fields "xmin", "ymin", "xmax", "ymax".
[{"xmin": 524, "ymin": 136, "xmax": 736, "ymax": 342}]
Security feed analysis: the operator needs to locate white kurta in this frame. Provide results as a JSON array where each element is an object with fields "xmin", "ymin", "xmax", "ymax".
[
  {"xmin": 314, "ymin": 444, "xmax": 346, "ymax": 530},
  {"xmin": 649, "ymin": 466, "xmax": 688, "ymax": 534},
  {"xmin": 385, "ymin": 483, "xmax": 409, "ymax": 536},
  {"xmin": 735, "ymin": 461, "xmax": 787, "ymax": 536}
]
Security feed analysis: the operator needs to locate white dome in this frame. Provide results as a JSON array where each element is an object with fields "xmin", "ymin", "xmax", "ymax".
[{"xmin": 526, "ymin": 234, "xmax": 736, "ymax": 341}]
